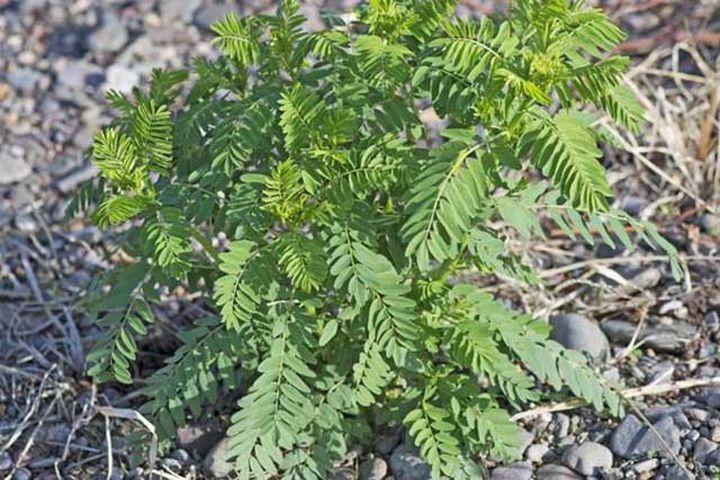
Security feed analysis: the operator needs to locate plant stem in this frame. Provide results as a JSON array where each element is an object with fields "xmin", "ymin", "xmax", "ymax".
[{"xmin": 189, "ymin": 226, "xmax": 221, "ymax": 263}]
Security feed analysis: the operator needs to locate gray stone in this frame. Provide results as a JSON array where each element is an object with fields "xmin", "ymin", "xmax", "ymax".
[
  {"xmin": 177, "ymin": 423, "xmax": 224, "ymax": 458},
  {"xmin": 105, "ymin": 65, "xmax": 140, "ymax": 92},
  {"xmin": 686, "ymin": 408, "xmax": 710, "ymax": 423},
  {"xmin": 628, "ymin": 267, "xmax": 662, "ymax": 290},
  {"xmin": 526, "ymin": 443, "xmax": 550, "ymax": 463},
  {"xmin": 693, "ymin": 437, "xmax": 718, "ymax": 463},
  {"xmin": 0, "ymin": 148, "xmax": 31, "ymax": 185},
  {"xmin": 14, "ymin": 213, "xmax": 38, "ymax": 233},
  {"xmin": 161, "ymin": 458, "xmax": 182, "ymax": 471},
  {"xmin": 360, "ymin": 457, "xmax": 388, "ymax": 480},
  {"xmin": 389, "ymin": 444, "xmax": 431, "ymax": 480},
  {"xmin": 550, "ymin": 313, "xmax": 609, "ymax": 360},
  {"xmin": 194, "ymin": 4, "xmax": 237, "ymax": 30},
  {"xmin": 610, "ymin": 415, "xmax": 681, "ymax": 459},
  {"xmin": 706, "ymin": 311, "xmax": 720, "ymax": 333},
  {"xmin": 171, "ymin": 449, "xmax": 190, "ymax": 464},
  {"xmin": 0, "ymin": 452, "xmax": 11, "ymax": 471},
  {"xmin": 662, "ymin": 465, "xmax": 695, "ymax": 480},
  {"xmin": 601, "ymin": 319, "xmax": 698, "ymax": 353},
  {"xmin": 554, "ymin": 413, "xmax": 571, "ymax": 438},
  {"xmin": 696, "ymin": 388, "xmax": 720, "ymax": 408},
  {"xmin": 160, "ymin": 0, "xmax": 202, "ymax": 22},
  {"xmin": 517, "ymin": 429, "xmax": 534, "ymax": 455},
  {"xmin": 491, "ymin": 461, "xmax": 532, "ymax": 480},
  {"xmin": 12, "ymin": 469, "xmax": 31, "ymax": 480},
  {"xmin": 536, "ymin": 464, "xmax": 582, "ymax": 480},
  {"xmin": 7, "ymin": 68, "xmax": 46, "ymax": 92},
  {"xmin": 54, "ymin": 60, "xmax": 105, "ymax": 90},
  {"xmin": 632, "ymin": 458, "xmax": 659, "ymax": 473},
  {"xmin": 375, "ymin": 432, "xmax": 400, "ymax": 455},
  {"xmin": 699, "ymin": 213, "xmax": 720, "ymax": 236},
  {"xmin": 88, "ymin": 12, "xmax": 129, "ymax": 53},
  {"xmin": 330, "ymin": 469, "xmax": 354, "ymax": 480},
  {"xmin": 562, "ymin": 441, "xmax": 613, "ymax": 475},
  {"xmin": 646, "ymin": 406, "xmax": 691, "ymax": 430},
  {"xmin": 204, "ymin": 437, "xmax": 233, "ymax": 478}
]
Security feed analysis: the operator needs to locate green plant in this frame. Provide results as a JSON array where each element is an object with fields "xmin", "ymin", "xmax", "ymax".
[{"xmin": 78, "ymin": 0, "xmax": 682, "ymax": 477}]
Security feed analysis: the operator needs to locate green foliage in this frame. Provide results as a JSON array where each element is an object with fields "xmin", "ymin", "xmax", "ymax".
[{"xmin": 78, "ymin": 1, "xmax": 682, "ymax": 478}]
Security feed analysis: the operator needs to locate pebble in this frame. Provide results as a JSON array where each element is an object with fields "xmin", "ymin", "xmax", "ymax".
[
  {"xmin": 105, "ymin": 64, "xmax": 141, "ymax": 92},
  {"xmin": 662, "ymin": 465, "xmax": 695, "ymax": 480},
  {"xmin": 203, "ymin": 437, "xmax": 233, "ymax": 479},
  {"xmin": 491, "ymin": 461, "xmax": 532, "ymax": 480},
  {"xmin": 7, "ymin": 67, "xmax": 47, "ymax": 93},
  {"xmin": 632, "ymin": 458, "xmax": 659, "ymax": 473},
  {"xmin": 536, "ymin": 464, "xmax": 582, "ymax": 480},
  {"xmin": 561, "ymin": 441, "xmax": 613, "ymax": 475},
  {"xmin": 526, "ymin": 443, "xmax": 550, "ymax": 463},
  {"xmin": 601, "ymin": 319, "xmax": 698, "ymax": 353},
  {"xmin": 550, "ymin": 313, "xmax": 609, "ymax": 360},
  {"xmin": 88, "ymin": 12, "xmax": 129, "ymax": 53},
  {"xmin": 160, "ymin": 0, "xmax": 202, "ymax": 22},
  {"xmin": 706, "ymin": 311, "xmax": 720, "ymax": 333},
  {"xmin": 693, "ymin": 437, "xmax": 718, "ymax": 463},
  {"xmin": 359, "ymin": 457, "xmax": 388, "ymax": 480},
  {"xmin": 517, "ymin": 429, "xmax": 534, "ymax": 456},
  {"xmin": 389, "ymin": 444, "xmax": 431, "ymax": 480},
  {"xmin": 14, "ymin": 213, "xmax": 38, "ymax": 233},
  {"xmin": 0, "ymin": 148, "xmax": 31, "ymax": 185},
  {"xmin": 12, "ymin": 469, "xmax": 31, "ymax": 480},
  {"xmin": 194, "ymin": 3, "xmax": 237, "ymax": 30},
  {"xmin": 177, "ymin": 423, "xmax": 224, "ymax": 458},
  {"xmin": 0, "ymin": 452, "xmax": 12, "ymax": 471},
  {"xmin": 610, "ymin": 415, "xmax": 681, "ymax": 459},
  {"xmin": 375, "ymin": 432, "xmax": 400, "ymax": 455}
]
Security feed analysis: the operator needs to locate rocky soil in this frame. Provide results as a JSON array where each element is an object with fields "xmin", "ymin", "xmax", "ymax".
[{"xmin": 1, "ymin": 0, "xmax": 720, "ymax": 479}]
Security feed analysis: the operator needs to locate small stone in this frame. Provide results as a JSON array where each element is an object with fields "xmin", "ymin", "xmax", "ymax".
[
  {"xmin": 360, "ymin": 457, "xmax": 388, "ymax": 480},
  {"xmin": 160, "ymin": 0, "xmax": 202, "ymax": 22},
  {"xmin": 662, "ymin": 465, "xmax": 695, "ymax": 480},
  {"xmin": 696, "ymin": 388, "xmax": 720, "ymax": 408},
  {"xmin": 88, "ymin": 12, "xmax": 129, "ymax": 53},
  {"xmin": 106, "ymin": 65, "xmax": 140, "ymax": 92},
  {"xmin": 7, "ymin": 68, "xmax": 46, "ymax": 93},
  {"xmin": 601, "ymin": 319, "xmax": 698, "ymax": 353},
  {"xmin": 562, "ymin": 441, "xmax": 613, "ymax": 475},
  {"xmin": 194, "ymin": 4, "xmax": 237, "ymax": 30},
  {"xmin": 330, "ymin": 469, "xmax": 354, "ymax": 480},
  {"xmin": 630, "ymin": 267, "xmax": 662, "ymax": 290},
  {"xmin": 699, "ymin": 214, "xmax": 720, "ymax": 236},
  {"xmin": 711, "ymin": 426, "xmax": 720, "ymax": 443},
  {"xmin": 14, "ymin": 213, "xmax": 38, "ymax": 233},
  {"xmin": 177, "ymin": 423, "xmax": 224, "ymax": 458},
  {"xmin": 0, "ymin": 452, "xmax": 12, "ymax": 471},
  {"xmin": 647, "ymin": 361, "xmax": 674, "ymax": 384},
  {"xmin": 632, "ymin": 458, "xmax": 659, "ymax": 473},
  {"xmin": 375, "ymin": 432, "xmax": 400, "ymax": 455},
  {"xmin": 491, "ymin": 461, "xmax": 532, "ymax": 480},
  {"xmin": 659, "ymin": 300, "xmax": 683, "ymax": 315},
  {"xmin": 172, "ymin": 449, "xmax": 190, "ymax": 464},
  {"xmin": 389, "ymin": 444, "xmax": 431, "ymax": 480},
  {"xmin": 536, "ymin": 464, "xmax": 582, "ymax": 480},
  {"xmin": 204, "ymin": 438, "xmax": 233, "ymax": 479},
  {"xmin": 610, "ymin": 415, "xmax": 681, "ymax": 459},
  {"xmin": 554, "ymin": 413, "xmax": 571, "ymax": 438},
  {"xmin": 706, "ymin": 311, "xmax": 720, "ymax": 333},
  {"xmin": 646, "ymin": 406, "xmax": 691, "ymax": 430},
  {"xmin": 550, "ymin": 313, "xmax": 609, "ymax": 360},
  {"xmin": 0, "ymin": 148, "xmax": 31, "ymax": 185},
  {"xmin": 517, "ymin": 429, "xmax": 534, "ymax": 456},
  {"xmin": 686, "ymin": 408, "xmax": 710, "ymax": 423},
  {"xmin": 162, "ymin": 458, "xmax": 182, "ymax": 471},
  {"xmin": 693, "ymin": 437, "xmax": 718, "ymax": 463},
  {"xmin": 526, "ymin": 443, "xmax": 550, "ymax": 463},
  {"xmin": 13, "ymin": 469, "xmax": 31, "ymax": 480},
  {"xmin": 54, "ymin": 59, "xmax": 105, "ymax": 90}
]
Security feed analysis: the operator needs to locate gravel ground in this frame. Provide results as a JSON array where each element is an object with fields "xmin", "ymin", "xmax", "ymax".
[{"xmin": 1, "ymin": 0, "xmax": 720, "ymax": 479}]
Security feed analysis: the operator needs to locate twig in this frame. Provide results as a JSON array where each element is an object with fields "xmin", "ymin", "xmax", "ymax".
[
  {"xmin": 93, "ymin": 406, "xmax": 158, "ymax": 471},
  {"xmin": 511, "ymin": 376, "xmax": 720, "ymax": 421}
]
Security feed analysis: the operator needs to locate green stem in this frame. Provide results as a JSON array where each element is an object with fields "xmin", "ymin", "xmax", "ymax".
[{"xmin": 190, "ymin": 226, "xmax": 221, "ymax": 263}]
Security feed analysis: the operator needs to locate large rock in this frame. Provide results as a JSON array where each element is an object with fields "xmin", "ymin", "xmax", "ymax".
[
  {"xmin": 550, "ymin": 313, "xmax": 609, "ymax": 360},
  {"xmin": 490, "ymin": 461, "xmax": 532, "ymax": 480},
  {"xmin": 609, "ymin": 415, "xmax": 681, "ymax": 459},
  {"xmin": 561, "ymin": 441, "xmax": 613, "ymax": 475},
  {"xmin": 389, "ymin": 444, "xmax": 431, "ymax": 480}
]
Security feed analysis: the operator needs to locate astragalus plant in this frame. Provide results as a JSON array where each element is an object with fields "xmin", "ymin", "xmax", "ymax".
[{"xmin": 76, "ymin": 0, "xmax": 681, "ymax": 477}]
